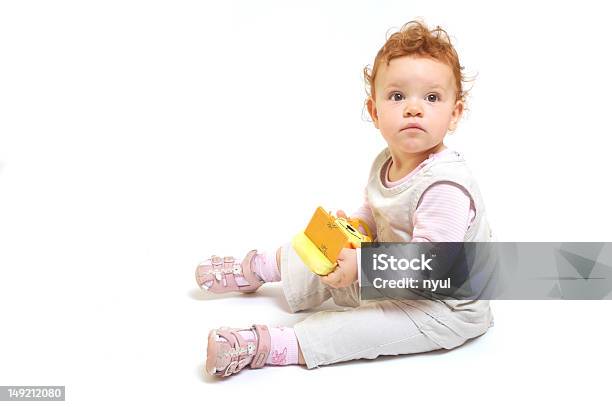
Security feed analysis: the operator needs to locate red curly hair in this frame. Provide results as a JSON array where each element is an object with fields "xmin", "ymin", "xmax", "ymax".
[{"xmin": 364, "ymin": 20, "xmax": 471, "ymax": 104}]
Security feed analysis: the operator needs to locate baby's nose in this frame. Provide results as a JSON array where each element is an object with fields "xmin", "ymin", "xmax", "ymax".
[{"xmin": 403, "ymin": 100, "xmax": 423, "ymax": 116}]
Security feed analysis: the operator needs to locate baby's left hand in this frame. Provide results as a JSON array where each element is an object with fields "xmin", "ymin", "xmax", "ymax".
[{"xmin": 321, "ymin": 248, "xmax": 358, "ymax": 288}]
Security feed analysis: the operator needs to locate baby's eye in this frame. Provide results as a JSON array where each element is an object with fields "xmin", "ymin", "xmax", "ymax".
[
  {"xmin": 389, "ymin": 92, "xmax": 404, "ymax": 102},
  {"xmin": 426, "ymin": 93, "xmax": 440, "ymax": 103}
]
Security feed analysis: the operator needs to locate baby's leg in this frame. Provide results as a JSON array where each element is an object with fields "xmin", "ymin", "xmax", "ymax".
[
  {"xmin": 292, "ymin": 299, "xmax": 492, "ymax": 369},
  {"xmin": 207, "ymin": 299, "xmax": 437, "ymax": 376},
  {"xmin": 195, "ymin": 241, "xmax": 350, "ymax": 314}
]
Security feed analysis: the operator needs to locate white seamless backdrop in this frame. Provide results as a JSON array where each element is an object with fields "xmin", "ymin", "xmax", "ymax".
[{"xmin": 1, "ymin": 1, "xmax": 611, "ymax": 406}]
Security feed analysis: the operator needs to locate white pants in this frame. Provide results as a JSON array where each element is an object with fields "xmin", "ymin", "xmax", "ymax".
[{"xmin": 280, "ymin": 241, "xmax": 494, "ymax": 369}]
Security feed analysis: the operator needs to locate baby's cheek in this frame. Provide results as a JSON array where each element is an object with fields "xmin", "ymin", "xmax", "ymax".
[{"xmin": 379, "ymin": 122, "xmax": 397, "ymax": 139}]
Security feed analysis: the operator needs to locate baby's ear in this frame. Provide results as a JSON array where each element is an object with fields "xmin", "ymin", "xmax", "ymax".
[
  {"xmin": 448, "ymin": 100, "xmax": 464, "ymax": 132},
  {"xmin": 366, "ymin": 97, "xmax": 379, "ymax": 129}
]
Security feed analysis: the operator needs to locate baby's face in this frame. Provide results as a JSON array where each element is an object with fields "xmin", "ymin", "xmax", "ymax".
[{"xmin": 367, "ymin": 55, "xmax": 463, "ymax": 156}]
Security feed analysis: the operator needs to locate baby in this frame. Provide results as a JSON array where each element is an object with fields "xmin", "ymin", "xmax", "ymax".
[{"xmin": 196, "ymin": 20, "xmax": 494, "ymax": 377}]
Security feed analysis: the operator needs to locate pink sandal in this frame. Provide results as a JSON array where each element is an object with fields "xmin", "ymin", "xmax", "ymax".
[
  {"xmin": 205, "ymin": 324, "xmax": 271, "ymax": 377},
  {"xmin": 195, "ymin": 250, "xmax": 264, "ymax": 293}
]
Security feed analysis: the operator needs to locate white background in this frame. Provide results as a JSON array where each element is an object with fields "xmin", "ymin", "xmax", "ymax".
[{"xmin": 1, "ymin": 0, "xmax": 611, "ymax": 406}]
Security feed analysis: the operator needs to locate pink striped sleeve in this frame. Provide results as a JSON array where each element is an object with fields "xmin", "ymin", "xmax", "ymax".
[{"xmin": 411, "ymin": 182, "xmax": 476, "ymax": 243}]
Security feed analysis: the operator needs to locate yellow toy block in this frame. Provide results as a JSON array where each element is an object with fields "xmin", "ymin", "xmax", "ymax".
[{"xmin": 291, "ymin": 207, "xmax": 373, "ymax": 276}]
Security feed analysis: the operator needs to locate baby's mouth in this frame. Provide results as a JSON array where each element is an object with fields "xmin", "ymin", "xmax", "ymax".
[
  {"xmin": 401, "ymin": 123, "xmax": 425, "ymax": 132},
  {"xmin": 401, "ymin": 126, "xmax": 424, "ymax": 132}
]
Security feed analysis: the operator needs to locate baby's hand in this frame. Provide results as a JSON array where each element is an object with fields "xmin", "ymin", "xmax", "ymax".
[
  {"xmin": 321, "ymin": 248, "xmax": 358, "ymax": 288},
  {"xmin": 336, "ymin": 209, "xmax": 368, "ymax": 236}
]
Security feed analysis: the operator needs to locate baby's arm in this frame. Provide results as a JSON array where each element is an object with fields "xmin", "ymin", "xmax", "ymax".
[
  {"xmin": 411, "ymin": 181, "xmax": 475, "ymax": 242},
  {"xmin": 323, "ymin": 182, "xmax": 472, "ymax": 288}
]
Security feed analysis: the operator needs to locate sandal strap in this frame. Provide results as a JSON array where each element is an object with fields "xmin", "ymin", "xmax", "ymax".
[
  {"xmin": 238, "ymin": 250, "xmax": 263, "ymax": 287},
  {"xmin": 249, "ymin": 324, "xmax": 271, "ymax": 369},
  {"xmin": 229, "ymin": 330, "xmax": 250, "ymax": 373},
  {"xmin": 215, "ymin": 328, "xmax": 252, "ymax": 376}
]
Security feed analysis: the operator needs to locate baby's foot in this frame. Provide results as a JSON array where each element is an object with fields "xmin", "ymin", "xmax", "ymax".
[
  {"xmin": 196, "ymin": 250, "xmax": 281, "ymax": 293},
  {"xmin": 205, "ymin": 325, "xmax": 299, "ymax": 377},
  {"xmin": 206, "ymin": 325, "xmax": 271, "ymax": 377},
  {"xmin": 195, "ymin": 250, "xmax": 263, "ymax": 293}
]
